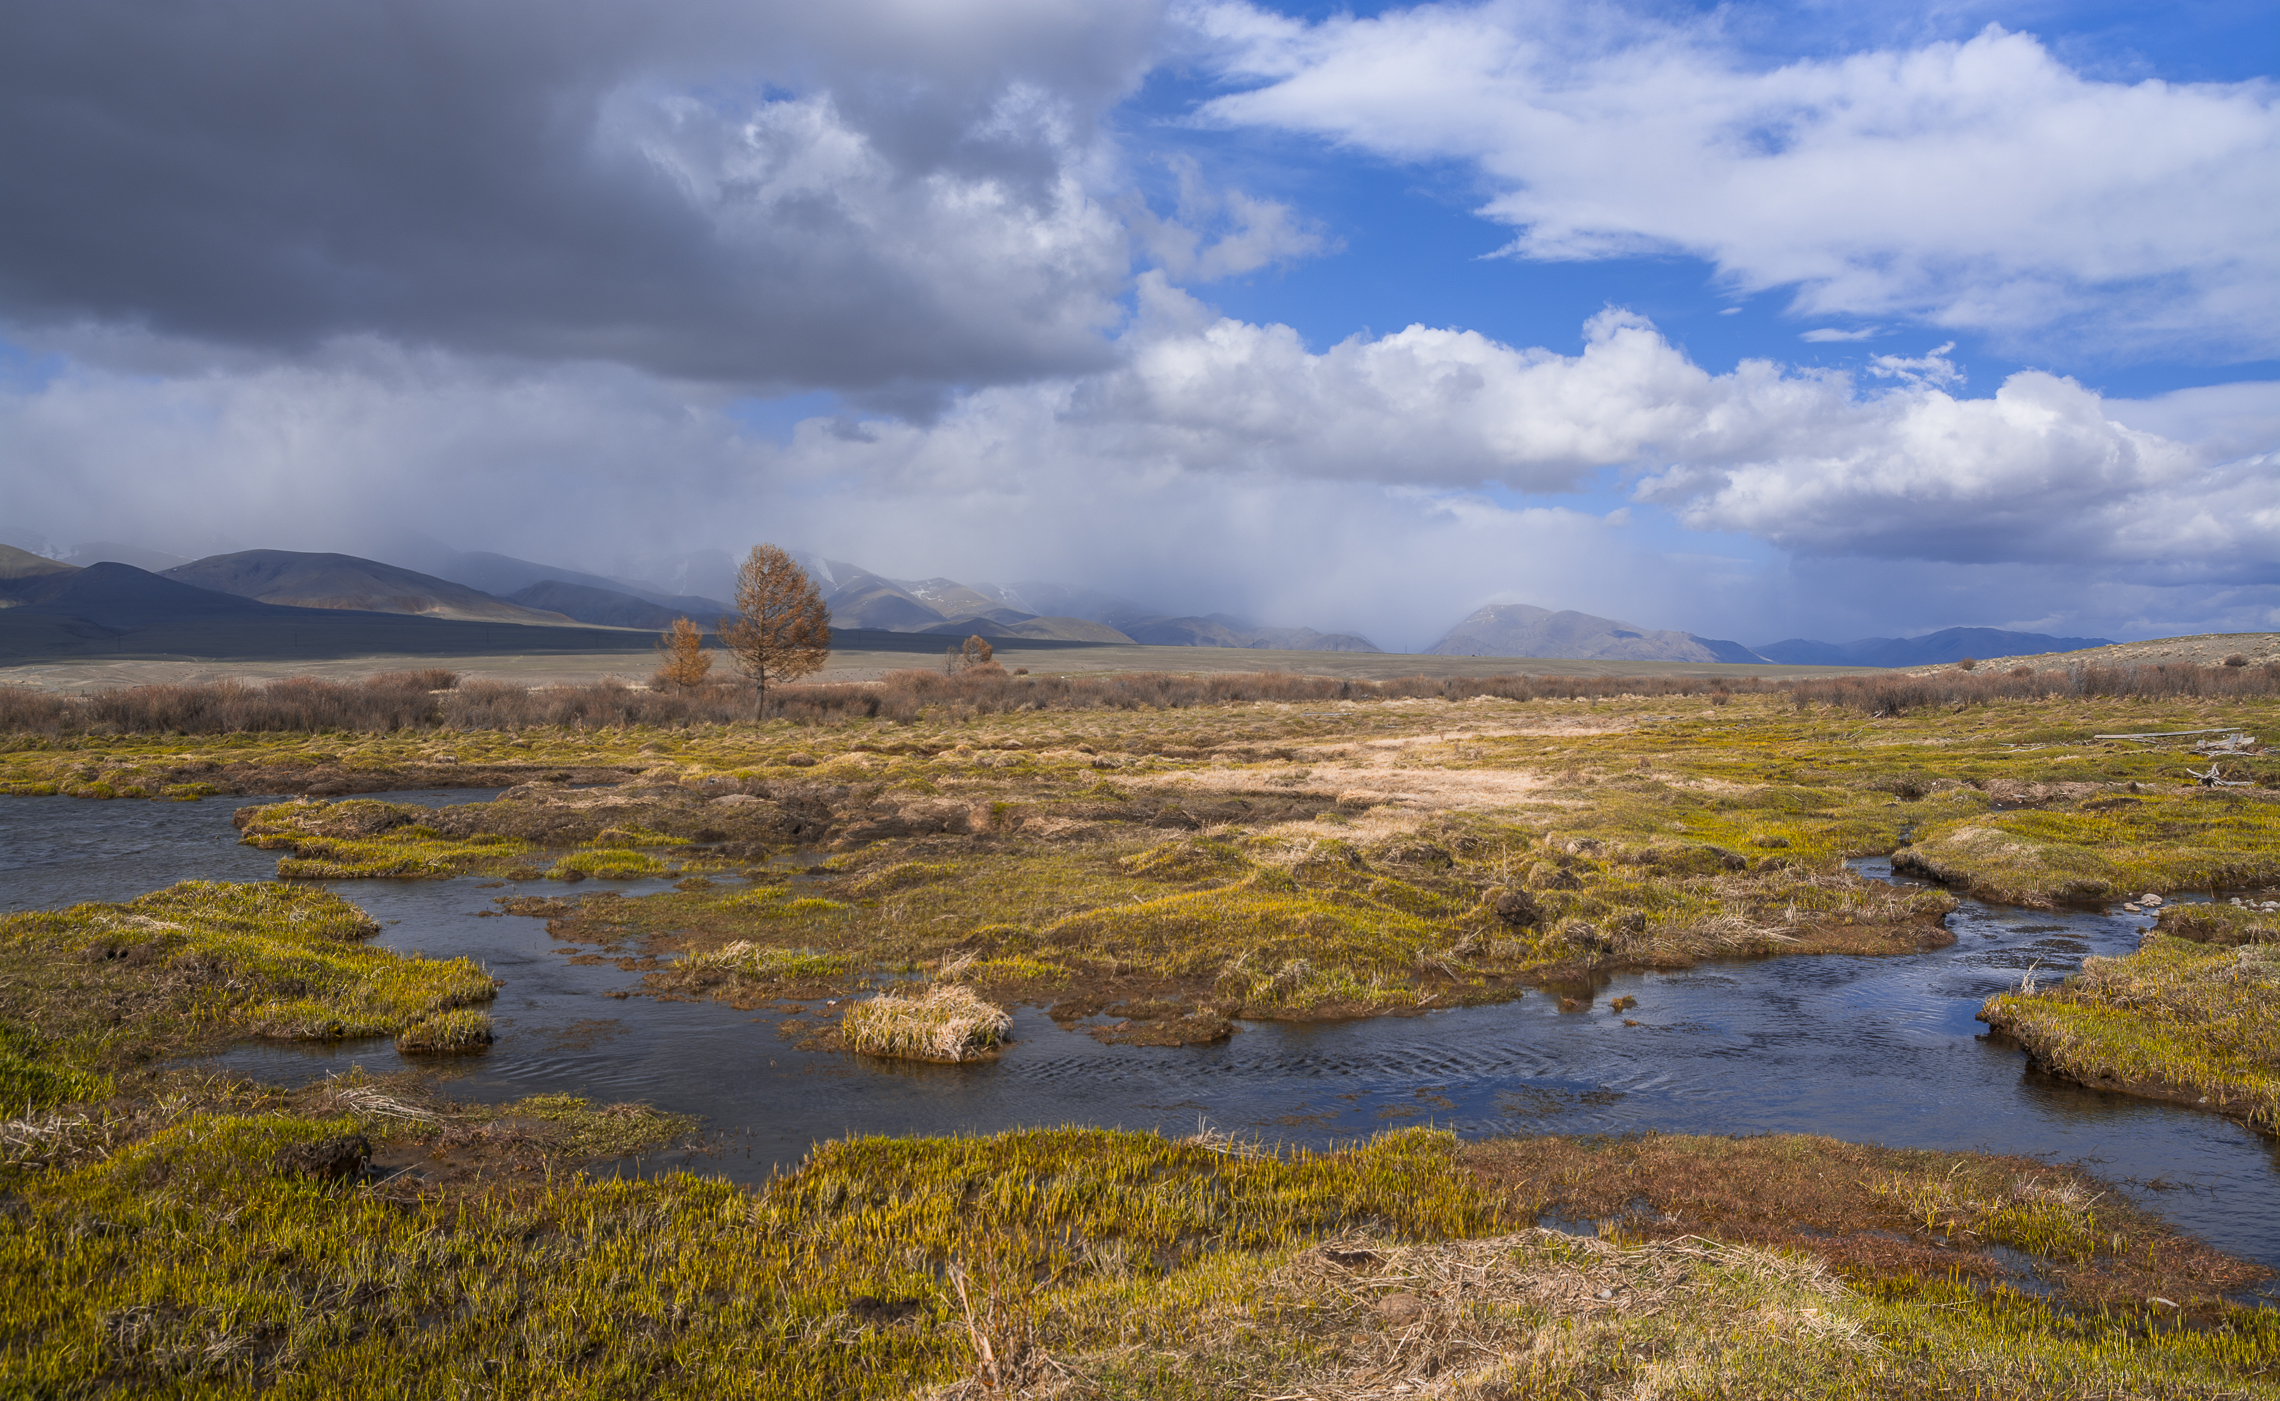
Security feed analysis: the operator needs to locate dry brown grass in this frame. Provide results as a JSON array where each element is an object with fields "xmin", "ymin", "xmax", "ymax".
[{"xmin": 842, "ymin": 984, "xmax": 1013, "ymax": 1062}]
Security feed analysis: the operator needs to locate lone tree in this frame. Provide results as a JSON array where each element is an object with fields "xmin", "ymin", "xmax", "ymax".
[
  {"xmin": 719, "ymin": 544, "xmax": 830, "ymax": 703},
  {"xmin": 653, "ymin": 616, "xmax": 713, "ymax": 692}
]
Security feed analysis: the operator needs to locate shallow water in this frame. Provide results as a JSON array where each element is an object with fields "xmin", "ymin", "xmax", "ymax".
[{"xmin": 6, "ymin": 792, "xmax": 2277, "ymax": 1279}]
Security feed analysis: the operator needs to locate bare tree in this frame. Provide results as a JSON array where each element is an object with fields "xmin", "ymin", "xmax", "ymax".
[
  {"xmin": 718, "ymin": 545, "xmax": 830, "ymax": 704},
  {"xmin": 653, "ymin": 616, "xmax": 713, "ymax": 692}
]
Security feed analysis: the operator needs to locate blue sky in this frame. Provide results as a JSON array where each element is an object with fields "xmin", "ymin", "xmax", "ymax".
[{"xmin": 1, "ymin": 0, "xmax": 2273, "ymax": 649}]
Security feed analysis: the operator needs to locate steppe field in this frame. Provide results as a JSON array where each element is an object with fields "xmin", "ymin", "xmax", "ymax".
[{"xmin": 2, "ymin": 652, "xmax": 2277, "ymax": 1398}]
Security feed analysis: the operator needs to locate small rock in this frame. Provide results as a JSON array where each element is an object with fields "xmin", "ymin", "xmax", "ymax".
[{"xmin": 2141, "ymin": 893, "xmax": 2164, "ymax": 906}]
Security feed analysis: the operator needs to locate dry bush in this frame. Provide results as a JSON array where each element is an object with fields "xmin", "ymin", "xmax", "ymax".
[
  {"xmin": 18, "ymin": 657, "xmax": 2268, "ymax": 736},
  {"xmin": 1789, "ymin": 662, "xmax": 2280, "ymax": 715},
  {"xmin": 0, "ymin": 668, "xmax": 1772, "ymax": 736}
]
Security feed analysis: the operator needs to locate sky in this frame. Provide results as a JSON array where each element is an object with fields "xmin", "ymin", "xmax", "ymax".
[{"xmin": 1, "ymin": 0, "xmax": 2274, "ymax": 651}]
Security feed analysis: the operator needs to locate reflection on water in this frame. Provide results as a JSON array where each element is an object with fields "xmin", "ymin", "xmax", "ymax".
[{"xmin": 5, "ymin": 793, "xmax": 2276, "ymax": 1276}]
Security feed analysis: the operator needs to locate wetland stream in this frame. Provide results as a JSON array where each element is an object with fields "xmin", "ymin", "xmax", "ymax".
[{"xmin": 6, "ymin": 789, "xmax": 2277, "ymax": 1282}]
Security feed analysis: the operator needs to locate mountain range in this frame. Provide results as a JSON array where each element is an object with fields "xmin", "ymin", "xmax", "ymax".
[
  {"xmin": 6, "ymin": 540, "xmax": 2117, "ymax": 667},
  {"xmin": 0, "ymin": 549, "xmax": 641, "ymax": 660},
  {"xmin": 1752, "ymin": 628, "xmax": 2116, "ymax": 668},
  {"xmin": 0, "ymin": 545, "xmax": 1043, "ymax": 663},
  {"xmin": 1425, "ymin": 604, "xmax": 1767, "ymax": 665},
  {"xmin": 1420, "ymin": 605, "xmax": 2110, "ymax": 667},
  {"xmin": 784, "ymin": 556, "xmax": 1381, "ymax": 651}
]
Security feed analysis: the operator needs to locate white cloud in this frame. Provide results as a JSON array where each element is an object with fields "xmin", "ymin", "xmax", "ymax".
[
  {"xmin": 1800, "ymin": 328, "xmax": 1878, "ymax": 343},
  {"xmin": 1129, "ymin": 156, "xmax": 1331, "ymax": 281},
  {"xmin": 1866, "ymin": 343, "xmax": 1963, "ymax": 390},
  {"xmin": 5, "ymin": 301, "xmax": 2273, "ymax": 649},
  {"xmin": 1182, "ymin": 0, "xmax": 2280, "ymax": 359}
]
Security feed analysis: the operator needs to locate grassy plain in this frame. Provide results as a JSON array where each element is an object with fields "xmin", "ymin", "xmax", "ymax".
[{"xmin": 5, "ymin": 677, "xmax": 2280, "ymax": 1393}]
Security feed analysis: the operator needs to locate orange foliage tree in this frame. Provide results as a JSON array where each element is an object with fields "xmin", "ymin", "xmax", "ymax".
[
  {"xmin": 718, "ymin": 544, "xmax": 830, "ymax": 702},
  {"xmin": 653, "ymin": 616, "xmax": 713, "ymax": 692}
]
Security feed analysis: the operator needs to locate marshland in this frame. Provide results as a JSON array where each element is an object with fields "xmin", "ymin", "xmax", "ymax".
[{"xmin": 4, "ymin": 660, "xmax": 2279, "ymax": 1396}]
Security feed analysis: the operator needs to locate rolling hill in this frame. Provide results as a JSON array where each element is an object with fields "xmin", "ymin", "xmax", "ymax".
[
  {"xmin": 163, "ymin": 551, "xmax": 577, "ymax": 625},
  {"xmin": 0, "ymin": 563, "xmax": 665, "ymax": 661},
  {"xmin": 1428, "ymin": 604, "xmax": 1766, "ymax": 663},
  {"xmin": 1753, "ymin": 628, "xmax": 2117, "ymax": 667}
]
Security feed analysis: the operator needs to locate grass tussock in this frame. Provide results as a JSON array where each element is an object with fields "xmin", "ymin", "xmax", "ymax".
[
  {"xmin": 238, "ymin": 798, "xmax": 536, "ymax": 879},
  {"xmin": 393, "ymin": 1008, "xmax": 495, "ymax": 1053},
  {"xmin": 545, "ymin": 847, "xmax": 668, "ymax": 881},
  {"xmin": 1897, "ymin": 790, "xmax": 2280, "ymax": 905},
  {"xmin": 841, "ymin": 984, "xmax": 1012, "ymax": 1062},
  {"xmin": 673, "ymin": 940, "xmax": 853, "ymax": 983},
  {"xmin": 0, "ymin": 881, "xmax": 493, "ymax": 1069},
  {"xmin": 1981, "ymin": 932, "xmax": 2280, "ymax": 1131}
]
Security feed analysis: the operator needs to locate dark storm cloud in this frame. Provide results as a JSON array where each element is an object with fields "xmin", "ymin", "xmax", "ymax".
[{"xmin": 0, "ymin": 0, "xmax": 1161, "ymax": 390}]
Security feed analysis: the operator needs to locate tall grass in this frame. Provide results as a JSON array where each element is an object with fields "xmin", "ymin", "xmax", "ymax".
[{"xmin": 5, "ymin": 660, "xmax": 2273, "ymax": 736}]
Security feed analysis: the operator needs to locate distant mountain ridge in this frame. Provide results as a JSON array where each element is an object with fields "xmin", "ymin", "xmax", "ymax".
[
  {"xmin": 0, "ymin": 562, "xmax": 655, "ymax": 660},
  {"xmin": 428, "ymin": 550, "xmax": 732, "ymax": 620},
  {"xmin": 792, "ymin": 554, "xmax": 1380, "ymax": 651},
  {"xmin": 1753, "ymin": 628, "xmax": 2117, "ymax": 668},
  {"xmin": 1427, "ymin": 604, "xmax": 1767, "ymax": 664},
  {"xmin": 164, "ymin": 551, "xmax": 578, "ymax": 626}
]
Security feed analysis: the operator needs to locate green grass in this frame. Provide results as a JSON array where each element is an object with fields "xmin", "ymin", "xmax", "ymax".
[
  {"xmin": 393, "ymin": 1008, "xmax": 495, "ymax": 1053},
  {"xmin": 547, "ymin": 847, "xmax": 669, "ymax": 881},
  {"xmin": 0, "ymin": 1120, "xmax": 1500, "ymax": 1397},
  {"xmin": 1982, "ymin": 932, "xmax": 2280, "ymax": 1131},
  {"xmin": 0, "ymin": 882, "xmax": 496, "ymax": 1069},
  {"xmin": 672, "ymin": 940, "xmax": 853, "ymax": 982},
  {"xmin": 3, "ymin": 1113, "xmax": 2270, "ymax": 1398},
  {"xmin": 240, "ymin": 799, "xmax": 536, "ymax": 879},
  {"xmin": 0, "ymin": 1020, "xmax": 113, "ymax": 1114},
  {"xmin": 1902, "ymin": 790, "xmax": 2280, "ymax": 905}
]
